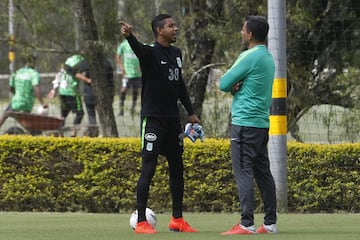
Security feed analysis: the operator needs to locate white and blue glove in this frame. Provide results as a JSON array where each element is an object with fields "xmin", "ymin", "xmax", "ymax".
[{"xmin": 184, "ymin": 123, "xmax": 204, "ymax": 142}]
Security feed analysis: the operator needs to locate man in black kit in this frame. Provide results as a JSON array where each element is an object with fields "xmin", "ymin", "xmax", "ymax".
[{"xmin": 120, "ymin": 14, "xmax": 201, "ymax": 234}]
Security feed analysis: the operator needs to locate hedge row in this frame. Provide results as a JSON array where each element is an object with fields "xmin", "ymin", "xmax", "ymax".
[
  {"xmin": 288, "ymin": 142, "xmax": 360, "ymax": 212},
  {"xmin": 0, "ymin": 136, "xmax": 359, "ymax": 213}
]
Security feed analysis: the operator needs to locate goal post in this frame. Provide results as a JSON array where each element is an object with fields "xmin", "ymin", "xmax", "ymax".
[{"xmin": 268, "ymin": 0, "xmax": 288, "ymax": 212}]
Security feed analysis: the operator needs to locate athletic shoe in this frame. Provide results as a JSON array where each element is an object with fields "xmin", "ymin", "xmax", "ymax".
[
  {"xmin": 220, "ymin": 224, "xmax": 256, "ymax": 235},
  {"xmin": 134, "ymin": 221, "xmax": 157, "ymax": 234},
  {"xmin": 256, "ymin": 224, "xmax": 278, "ymax": 234},
  {"xmin": 168, "ymin": 217, "xmax": 198, "ymax": 232}
]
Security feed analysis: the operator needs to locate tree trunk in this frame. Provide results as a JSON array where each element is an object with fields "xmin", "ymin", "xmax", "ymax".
[
  {"xmin": 180, "ymin": 0, "xmax": 224, "ymax": 124},
  {"xmin": 75, "ymin": 0, "xmax": 118, "ymax": 137}
]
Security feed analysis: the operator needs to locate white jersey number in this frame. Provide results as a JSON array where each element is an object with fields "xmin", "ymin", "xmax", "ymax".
[{"xmin": 168, "ymin": 68, "xmax": 179, "ymax": 81}]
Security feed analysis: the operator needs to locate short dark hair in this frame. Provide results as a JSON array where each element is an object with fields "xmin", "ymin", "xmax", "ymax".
[
  {"xmin": 151, "ymin": 14, "xmax": 172, "ymax": 37},
  {"xmin": 245, "ymin": 15, "xmax": 269, "ymax": 42}
]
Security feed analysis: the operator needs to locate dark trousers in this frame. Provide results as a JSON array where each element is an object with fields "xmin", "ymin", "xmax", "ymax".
[
  {"xmin": 85, "ymin": 102, "xmax": 96, "ymax": 125},
  {"xmin": 120, "ymin": 77, "xmax": 141, "ymax": 108},
  {"xmin": 136, "ymin": 117, "xmax": 184, "ymax": 222},
  {"xmin": 230, "ymin": 125, "xmax": 277, "ymax": 226}
]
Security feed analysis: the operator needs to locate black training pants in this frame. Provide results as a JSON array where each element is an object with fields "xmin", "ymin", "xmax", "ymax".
[
  {"xmin": 230, "ymin": 125, "xmax": 277, "ymax": 227},
  {"xmin": 136, "ymin": 117, "xmax": 184, "ymax": 222}
]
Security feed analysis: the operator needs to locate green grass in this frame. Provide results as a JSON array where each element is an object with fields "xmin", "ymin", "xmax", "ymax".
[{"xmin": 0, "ymin": 212, "xmax": 359, "ymax": 240}]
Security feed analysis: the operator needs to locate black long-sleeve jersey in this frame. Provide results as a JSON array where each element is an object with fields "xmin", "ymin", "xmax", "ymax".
[{"xmin": 126, "ymin": 34, "xmax": 194, "ymax": 118}]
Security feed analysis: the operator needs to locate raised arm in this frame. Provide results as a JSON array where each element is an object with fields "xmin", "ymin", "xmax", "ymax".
[{"xmin": 119, "ymin": 21, "xmax": 149, "ymax": 60}]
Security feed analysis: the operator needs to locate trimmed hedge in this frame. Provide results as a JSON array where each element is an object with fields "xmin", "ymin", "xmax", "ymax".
[
  {"xmin": 288, "ymin": 142, "xmax": 360, "ymax": 213},
  {"xmin": 0, "ymin": 136, "xmax": 359, "ymax": 213}
]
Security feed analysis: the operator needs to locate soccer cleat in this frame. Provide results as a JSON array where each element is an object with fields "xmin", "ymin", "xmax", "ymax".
[
  {"xmin": 168, "ymin": 217, "xmax": 198, "ymax": 232},
  {"xmin": 256, "ymin": 224, "xmax": 278, "ymax": 234},
  {"xmin": 134, "ymin": 221, "xmax": 158, "ymax": 234},
  {"xmin": 220, "ymin": 224, "xmax": 256, "ymax": 235}
]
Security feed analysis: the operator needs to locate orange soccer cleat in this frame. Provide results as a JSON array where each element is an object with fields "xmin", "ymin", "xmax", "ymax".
[
  {"xmin": 168, "ymin": 217, "xmax": 198, "ymax": 232},
  {"xmin": 134, "ymin": 221, "xmax": 158, "ymax": 234},
  {"xmin": 221, "ymin": 224, "xmax": 256, "ymax": 235}
]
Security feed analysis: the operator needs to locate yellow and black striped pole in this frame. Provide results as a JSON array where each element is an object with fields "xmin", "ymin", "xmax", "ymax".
[
  {"xmin": 270, "ymin": 78, "xmax": 287, "ymax": 136},
  {"xmin": 268, "ymin": 0, "xmax": 288, "ymax": 212},
  {"xmin": 9, "ymin": 35, "xmax": 15, "ymax": 72},
  {"xmin": 8, "ymin": 0, "xmax": 15, "ymax": 74}
]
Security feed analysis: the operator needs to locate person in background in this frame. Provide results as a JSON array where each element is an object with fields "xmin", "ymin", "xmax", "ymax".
[
  {"xmin": 219, "ymin": 15, "xmax": 278, "ymax": 235},
  {"xmin": 120, "ymin": 14, "xmax": 201, "ymax": 234},
  {"xmin": 0, "ymin": 54, "xmax": 47, "ymax": 129},
  {"xmin": 102, "ymin": 59, "xmax": 116, "ymax": 104},
  {"xmin": 81, "ymin": 58, "xmax": 115, "ymax": 137},
  {"xmin": 47, "ymin": 54, "xmax": 90, "ymax": 137},
  {"xmin": 115, "ymin": 36, "xmax": 142, "ymax": 116}
]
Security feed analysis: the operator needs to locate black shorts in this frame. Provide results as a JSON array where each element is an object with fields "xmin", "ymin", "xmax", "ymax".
[
  {"xmin": 60, "ymin": 95, "xmax": 84, "ymax": 115},
  {"xmin": 123, "ymin": 77, "xmax": 142, "ymax": 89},
  {"xmin": 141, "ymin": 117, "xmax": 184, "ymax": 157}
]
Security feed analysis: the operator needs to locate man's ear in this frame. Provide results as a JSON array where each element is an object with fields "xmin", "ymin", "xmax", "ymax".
[
  {"xmin": 157, "ymin": 26, "xmax": 163, "ymax": 36},
  {"xmin": 249, "ymin": 32, "xmax": 253, "ymax": 41}
]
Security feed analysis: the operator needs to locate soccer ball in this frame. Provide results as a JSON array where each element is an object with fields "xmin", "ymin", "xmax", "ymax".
[
  {"xmin": 35, "ymin": 105, "xmax": 49, "ymax": 116},
  {"xmin": 129, "ymin": 208, "xmax": 157, "ymax": 230}
]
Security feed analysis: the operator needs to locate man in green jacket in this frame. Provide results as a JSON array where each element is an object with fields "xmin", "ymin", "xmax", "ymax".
[{"xmin": 219, "ymin": 15, "xmax": 278, "ymax": 235}]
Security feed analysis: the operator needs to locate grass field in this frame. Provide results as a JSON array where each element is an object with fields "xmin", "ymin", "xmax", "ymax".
[{"xmin": 0, "ymin": 212, "xmax": 359, "ymax": 240}]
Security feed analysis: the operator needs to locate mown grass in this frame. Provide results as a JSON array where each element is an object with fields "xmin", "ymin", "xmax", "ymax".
[{"xmin": 0, "ymin": 212, "xmax": 359, "ymax": 240}]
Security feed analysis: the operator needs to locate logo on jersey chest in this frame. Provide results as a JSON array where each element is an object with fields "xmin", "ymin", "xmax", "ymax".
[{"xmin": 159, "ymin": 57, "xmax": 182, "ymax": 67}]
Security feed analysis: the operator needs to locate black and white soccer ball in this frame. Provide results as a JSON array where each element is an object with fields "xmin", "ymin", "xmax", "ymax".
[{"xmin": 129, "ymin": 208, "xmax": 157, "ymax": 230}]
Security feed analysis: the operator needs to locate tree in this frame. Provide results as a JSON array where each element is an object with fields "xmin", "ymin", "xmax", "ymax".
[
  {"xmin": 1, "ymin": 0, "xmax": 359, "ymax": 139},
  {"xmin": 0, "ymin": 0, "xmax": 78, "ymax": 72},
  {"xmin": 75, "ymin": 0, "xmax": 118, "ymax": 137},
  {"xmin": 0, "ymin": 1, "xmax": 119, "ymax": 136},
  {"xmin": 179, "ymin": 0, "xmax": 224, "ymax": 122},
  {"xmin": 178, "ymin": 0, "xmax": 268, "ymax": 129},
  {"xmin": 286, "ymin": 0, "xmax": 360, "ymax": 141}
]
